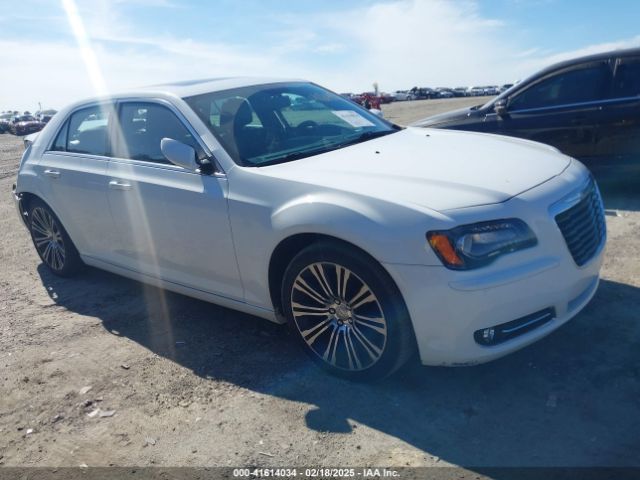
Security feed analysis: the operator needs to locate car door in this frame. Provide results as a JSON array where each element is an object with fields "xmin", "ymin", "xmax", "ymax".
[
  {"xmin": 105, "ymin": 100, "xmax": 243, "ymax": 299},
  {"xmin": 594, "ymin": 55, "xmax": 640, "ymax": 176},
  {"xmin": 496, "ymin": 61, "xmax": 612, "ymax": 158},
  {"xmin": 36, "ymin": 103, "xmax": 119, "ymax": 260}
]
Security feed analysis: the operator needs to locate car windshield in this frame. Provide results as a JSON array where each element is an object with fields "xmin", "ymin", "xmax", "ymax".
[
  {"xmin": 184, "ymin": 82, "xmax": 398, "ymax": 167},
  {"xmin": 18, "ymin": 116, "xmax": 35, "ymax": 121}
]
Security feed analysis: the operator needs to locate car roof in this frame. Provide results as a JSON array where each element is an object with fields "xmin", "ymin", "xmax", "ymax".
[
  {"xmin": 138, "ymin": 76, "xmax": 304, "ymax": 97},
  {"xmin": 538, "ymin": 47, "xmax": 640, "ymax": 76},
  {"xmin": 64, "ymin": 76, "xmax": 306, "ymax": 111}
]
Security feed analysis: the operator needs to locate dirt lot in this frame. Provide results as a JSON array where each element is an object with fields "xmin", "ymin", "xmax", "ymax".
[{"xmin": 0, "ymin": 98, "xmax": 639, "ymax": 473}]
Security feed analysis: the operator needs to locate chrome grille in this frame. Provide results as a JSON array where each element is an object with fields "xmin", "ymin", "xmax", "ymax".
[{"xmin": 554, "ymin": 178, "xmax": 606, "ymax": 266}]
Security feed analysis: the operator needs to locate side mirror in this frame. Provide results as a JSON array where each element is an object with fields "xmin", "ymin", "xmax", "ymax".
[
  {"xmin": 369, "ymin": 108, "xmax": 384, "ymax": 118},
  {"xmin": 161, "ymin": 138, "xmax": 198, "ymax": 171},
  {"xmin": 494, "ymin": 99, "xmax": 508, "ymax": 116}
]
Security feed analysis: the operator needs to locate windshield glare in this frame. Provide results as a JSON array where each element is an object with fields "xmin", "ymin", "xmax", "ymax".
[{"xmin": 184, "ymin": 82, "xmax": 396, "ymax": 166}]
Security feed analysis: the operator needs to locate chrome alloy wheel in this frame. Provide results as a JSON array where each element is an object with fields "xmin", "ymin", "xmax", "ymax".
[
  {"xmin": 290, "ymin": 262, "xmax": 387, "ymax": 371},
  {"xmin": 31, "ymin": 206, "xmax": 66, "ymax": 271}
]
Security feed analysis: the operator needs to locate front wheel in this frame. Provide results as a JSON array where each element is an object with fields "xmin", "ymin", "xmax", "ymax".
[
  {"xmin": 282, "ymin": 241, "xmax": 416, "ymax": 380},
  {"xmin": 28, "ymin": 199, "xmax": 83, "ymax": 277}
]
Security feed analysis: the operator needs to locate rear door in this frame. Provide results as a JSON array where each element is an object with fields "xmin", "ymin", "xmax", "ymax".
[
  {"xmin": 497, "ymin": 61, "xmax": 612, "ymax": 158},
  {"xmin": 36, "ymin": 103, "xmax": 118, "ymax": 260},
  {"xmin": 105, "ymin": 100, "xmax": 243, "ymax": 299},
  {"xmin": 594, "ymin": 55, "xmax": 640, "ymax": 176}
]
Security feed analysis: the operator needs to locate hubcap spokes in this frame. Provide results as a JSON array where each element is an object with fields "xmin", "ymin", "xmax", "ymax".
[
  {"xmin": 291, "ymin": 262, "xmax": 387, "ymax": 371},
  {"xmin": 31, "ymin": 207, "xmax": 65, "ymax": 270}
]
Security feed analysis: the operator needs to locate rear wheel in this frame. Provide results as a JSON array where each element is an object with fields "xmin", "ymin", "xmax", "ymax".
[
  {"xmin": 282, "ymin": 241, "xmax": 416, "ymax": 380},
  {"xmin": 28, "ymin": 199, "xmax": 82, "ymax": 277}
]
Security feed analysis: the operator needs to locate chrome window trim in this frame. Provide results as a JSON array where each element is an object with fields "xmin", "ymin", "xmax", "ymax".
[
  {"xmin": 502, "ymin": 60, "xmax": 613, "ymax": 115},
  {"xmin": 503, "ymin": 95, "xmax": 640, "ymax": 115},
  {"xmin": 44, "ymin": 97, "xmax": 226, "ymax": 176}
]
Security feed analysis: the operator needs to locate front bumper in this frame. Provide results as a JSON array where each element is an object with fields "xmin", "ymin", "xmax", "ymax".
[
  {"xmin": 384, "ymin": 163, "xmax": 605, "ymax": 366},
  {"xmin": 385, "ymin": 248, "xmax": 602, "ymax": 366}
]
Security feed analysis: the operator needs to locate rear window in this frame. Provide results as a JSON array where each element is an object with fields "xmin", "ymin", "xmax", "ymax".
[
  {"xmin": 52, "ymin": 105, "xmax": 110, "ymax": 156},
  {"xmin": 612, "ymin": 57, "xmax": 640, "ymax": 98}
]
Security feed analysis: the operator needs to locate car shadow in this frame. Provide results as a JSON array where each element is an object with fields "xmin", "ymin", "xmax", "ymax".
[{"xmin": 36, "ymin": 262, "xmax": 640, "ymax": 470}]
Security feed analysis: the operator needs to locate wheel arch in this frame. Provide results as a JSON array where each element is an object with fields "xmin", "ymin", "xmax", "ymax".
[
  {"xmin": 16, "ymin": 192, "xmax": 69, "ymax": 238},
  {"xmin": 267, "ymin": 232, "xmax": 404, "ymax": 319},
  {"xmin": 15, "ymin": 191, "xmax": 42, "ymax": 226}
]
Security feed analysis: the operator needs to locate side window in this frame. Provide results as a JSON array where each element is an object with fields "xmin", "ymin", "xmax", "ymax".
[
  {"xmin": 66, "ymin": 105, "xmax": 110, "ymax": 155},
  {"xmin": 114, "ymin": 103, "xmax": 200, "ymax": 163},
  {"xmin": 51, "ymin": 121, "xmax": 69, "ymax": 151},
  {"xmin": 612, "ymin": 57, "xmax": 640, "ymax": 98},
  {"xmin": 510, "ymin": 63, "xmax": 610, "ymax": 110}
]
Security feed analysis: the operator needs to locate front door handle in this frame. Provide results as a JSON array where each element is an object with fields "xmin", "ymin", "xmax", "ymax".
[
  {"xmin": 109, "ymin": 180, "xmax": 132, "ymax": 191},
  {"xmin": 44, "ymin": 169, "xmax": 60, "ymax": 179}
]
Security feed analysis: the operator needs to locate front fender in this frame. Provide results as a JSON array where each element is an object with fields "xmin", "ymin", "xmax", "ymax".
[
  {"xmin": 229, "ymin": 184, "xmax": 446, "ymax": 310},
  {"xmin": 270, "ymin": 192, "xmax": 418, "ymax": 264}
]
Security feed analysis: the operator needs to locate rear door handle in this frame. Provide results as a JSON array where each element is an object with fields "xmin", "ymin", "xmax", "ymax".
[
  {"xmin": 44, "ymin": 169, "xmax": 60, "ymax": 179},
  {"xmin": 109, "ymin": 180, "xmax": 132, "ymax": 191}
]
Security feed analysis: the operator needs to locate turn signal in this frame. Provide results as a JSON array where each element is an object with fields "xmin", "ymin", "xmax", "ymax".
[{"xmin": 427, "ymin": 233, "xmax": 464, "ymax": 267}]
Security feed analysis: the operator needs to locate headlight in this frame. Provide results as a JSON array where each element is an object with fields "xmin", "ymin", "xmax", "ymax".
[{"xmin": 427, "ymin": 219, "xmax": 537, "ymax": 270}]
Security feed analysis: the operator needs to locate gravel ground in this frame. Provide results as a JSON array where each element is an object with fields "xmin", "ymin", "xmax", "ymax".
[{"xmin": 0, "ymin": 98, "xmax": 639, "ymax": 473}]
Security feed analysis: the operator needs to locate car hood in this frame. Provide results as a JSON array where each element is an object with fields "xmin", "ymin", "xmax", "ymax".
[
  {"xmin": 259, "ymin": 127, "xmax": 570, "ymax": 212},
  {"xmin": 410, "ymin": 106, "xmax": 483, "ymax": 127}
]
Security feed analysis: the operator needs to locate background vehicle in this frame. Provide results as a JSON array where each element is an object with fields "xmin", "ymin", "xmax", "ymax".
[
  {"xmin": 435, "ymin": 88, "xmax": 454, "ymax": 98},
  {"xmin": 36, "ymin": 109, "xmax": 57, "ymax": 124},
  {"xmin": 466, "ymin": 86, "xmax": 486, "ymax": 96},
  {"xmin": 413, "ymin": 48, "xmax": 640, "ymax": 179},
  {"xmin": 499, "ymin": 83, "xmax": 515, "ymax": 93},
  {"xmin": 393, "ymin": 90, "xmax": 414, "ymax": 101},
  {"xmin": 9, "ymin": 115, "xmax": 43, "ymax": 136},
  {"xmin": 0, "ymin": 113, "xmax": 12, "ymax": 133},
  {"xmin": 410, "ymin": 87, "xmax": 438, "ymax": 99}
]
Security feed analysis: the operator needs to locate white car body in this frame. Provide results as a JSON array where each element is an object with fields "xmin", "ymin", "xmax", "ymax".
[
  {"xmin": 393, "ymin": 91, "xmax": 414, "ymax": 101},
  {"xmin": 14, "ymin": 78, "xmax": 605, "ymax": 370},
  {"xmin": 467, "ymin": 86, "xmax": 486, "ymax": 96}
]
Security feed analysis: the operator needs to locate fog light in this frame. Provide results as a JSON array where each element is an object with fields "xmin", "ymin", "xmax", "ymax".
[
  {"xmin": 474, "ymin": 327, "xmax": 496, "ymax": 346},
  {"xmin": 482, "ymin": 328, "xmax": 495, "ymax": 343}
]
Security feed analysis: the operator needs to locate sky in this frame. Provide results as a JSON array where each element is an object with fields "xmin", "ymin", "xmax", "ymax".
[{"xmin": 1, "ymin": 0, "xmax": 639, "ymax": 112}]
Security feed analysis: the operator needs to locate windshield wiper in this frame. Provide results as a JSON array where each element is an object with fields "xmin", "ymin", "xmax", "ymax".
[
  {"xmin": 255, "ymin": 144, "xmax": 347, "ymax": 167},
  {"xmin": 254, "ymin": 130, "xmax": 398, "ymax": 167}
]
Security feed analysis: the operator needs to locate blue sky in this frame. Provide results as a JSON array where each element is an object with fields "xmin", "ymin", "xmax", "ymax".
[{"xmin": 1, "ymin": 0, "xmax": 639, "ymax": 111}]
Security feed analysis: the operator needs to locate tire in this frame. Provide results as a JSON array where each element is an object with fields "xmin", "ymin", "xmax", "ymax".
[
  {"xmin": 282, "ymin": 241, "xmax": 417, "ymax": 381},
  {"xmin": 28, "ymin": 199, "xmax": 83, "ymax": 277}
]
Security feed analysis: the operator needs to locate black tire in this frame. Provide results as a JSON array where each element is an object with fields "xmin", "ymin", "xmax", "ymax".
[
  {"xmin": 28, "ymin": 199, "xmax": 83, "ymax": 277},
  {"xmin": 282, "ymin": 241, "xmax": 417, "ymax": 381}
]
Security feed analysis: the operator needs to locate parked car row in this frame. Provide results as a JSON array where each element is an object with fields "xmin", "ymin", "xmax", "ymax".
[
  {"xmin": 0, "ymin": 109, "xmax": 56, "ymax": 136},
  {"xmin": 388, "ymin": 84, "xmax": 513, "ymax": 102},
  {"xmin": 413, "ymin": 47, "xmax": 640, "ymax": 179}
]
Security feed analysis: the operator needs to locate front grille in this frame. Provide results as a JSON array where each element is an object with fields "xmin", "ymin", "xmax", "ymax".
[{"xmin": 555, "ymin": 178, "xmax": 606, "ymax": 266}]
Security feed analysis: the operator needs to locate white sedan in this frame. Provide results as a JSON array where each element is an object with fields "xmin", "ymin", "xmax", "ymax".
[{"xmin": 13, "ymin": 78, "xmax": 605, "ymax": 380}]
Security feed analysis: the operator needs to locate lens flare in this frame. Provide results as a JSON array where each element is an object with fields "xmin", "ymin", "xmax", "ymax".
[{"xmin": 61, "ymin": 0, "xmax": 176, "ymax": 358}]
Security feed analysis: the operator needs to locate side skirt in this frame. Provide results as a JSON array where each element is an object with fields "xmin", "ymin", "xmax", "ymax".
[{"xmin": 81, "ymin": 255, "xmax": 283, "ymax": 324}]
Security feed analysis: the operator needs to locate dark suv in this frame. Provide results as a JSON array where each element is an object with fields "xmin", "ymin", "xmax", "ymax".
[{"xmin": 413, "ymin": 48, "xmax": 640, "ymax": 178}]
